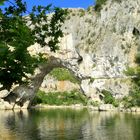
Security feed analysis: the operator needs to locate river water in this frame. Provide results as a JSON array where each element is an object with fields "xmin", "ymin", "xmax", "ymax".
[{"xmin": 0, "ymin": 108, "xmax": 140, "ymax": 140}]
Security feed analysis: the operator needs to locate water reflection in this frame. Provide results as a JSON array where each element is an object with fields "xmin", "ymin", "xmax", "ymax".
[{"xmin": 0, "ymin": 109, "xmax": 140, "ymax": 140}]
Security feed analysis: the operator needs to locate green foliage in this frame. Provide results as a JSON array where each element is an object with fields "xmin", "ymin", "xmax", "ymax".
[
  {"xmin": 94, "ymin": 0, "xmax": 122, "ymax": 12},
  {"xmin": 102, "ymin": 90, "xmax": 119, "ymax": 107},
  {"xmin": 135, "ymin": 53, "xmax": 140, "ymax": 64},
  {"xmin": 89, "ymin": 78, "xmax": 95, "ymax": 83},
  {"xmin": 131, "ymin": 52, "xmax": 140, "ymax": 86},
  {"xmin": 0, "ymin": 0, "xmax": 5, "ymax": 5},
  {"xmin": 32, "ymin": 90, "xmax": 88, "ymax": 106},
  {"xmin": 79, "ymin": 9, "xmax": 85, "ymax": 17},
  {"xmin": 130, "ymin": 86, "xmax": 140, "ymax": 106},
  {"xmin": 122, "ymin": 86, "xmax": 140, "ymax": 108},
  {"xmin": 50, "ymin": 68, "xmax": 80, "ymax": 83},
  {"xmin": 0, "ymin": 0, "xmax": 67, "ymax": 90},
  {"xmin": 89, "ymin": 100, "xmax": 99, "ymax": 106},
  {"xmin": 102, "ymin": 90, "xmax": 113, "ymax": 103},
  {"xmin": 87, "ymin": 6, "xmax": 94, "ymax": 13},
  {"xmin": 123, "ymin": 50, "xmax": 140, "ymax": 107},
  {"xmin": 95, "ymin": 0, "xmax": 107, "ymax": 12},
  {"xmin": 123, "ymin": 51, "xmax": 140, "ymax": 108},
  {"xmin": 124, "ymin": 67, "xmax": 135, "ymax": 76},
  {"xmin": 122, "ymin": 96, "xmax": 133, "ymax": 108}
]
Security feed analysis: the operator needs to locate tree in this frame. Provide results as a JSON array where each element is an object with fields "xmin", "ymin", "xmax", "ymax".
[{"xmin": 0, "ymin": 0, "xmax": 67, "ymax": 91}]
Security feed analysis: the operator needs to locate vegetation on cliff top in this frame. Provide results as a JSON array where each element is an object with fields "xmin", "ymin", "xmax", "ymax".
[
  {"xmin": 95, "ymin": 0, "xmax": 107, "ymax": 12},
  {"xmin": 95, "ymin": 0, "xmax": 122, "ymax": 12}
]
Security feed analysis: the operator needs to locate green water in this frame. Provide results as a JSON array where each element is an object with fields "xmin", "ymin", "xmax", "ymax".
[{"xmin": 0, "ymin": 109, "xmax": 140, "ymax": 140}]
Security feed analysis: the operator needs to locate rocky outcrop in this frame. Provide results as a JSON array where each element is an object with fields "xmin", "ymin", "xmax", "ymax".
[
  {"xmin": 41, "ymin": 75, "xmax": 80, "ymax": 93},
  {"xmin": 39, "ymin": 0, "xmax": 140, "ymax": 102},
  {"xmin": 0, "ymin": 0, "xmax": 140, "ymax": 109},
  {"xmin": 99, "ymin": 104, "xmax": 115, "ymax": 111},
  {"xmin": 60, "ymin": 0, "xmax": 140, "ymax": 101}
]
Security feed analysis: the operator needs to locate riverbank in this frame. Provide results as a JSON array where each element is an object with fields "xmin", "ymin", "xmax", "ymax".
[
  {"xmin": 31, "ymin": 104, "xmax": 87, "ymax": 109},
  {"xmin": 31, "ymin": 103, "xmax": 140, "ymax": 113}
]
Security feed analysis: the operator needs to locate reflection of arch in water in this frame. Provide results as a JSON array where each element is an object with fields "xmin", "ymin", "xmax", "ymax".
[
  {"xmin": 1, "ymin": 110, "xmax": 140, "ymax": 140},
  {"xmin": 0, "ymin": 109, "xmax": 88, "ymax": 140},
  {"xmin": 0, "ymin": 110, "xmax": 29, "ymax": 140}
]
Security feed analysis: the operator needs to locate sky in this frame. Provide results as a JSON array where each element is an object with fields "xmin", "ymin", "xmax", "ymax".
[
  {"xmin": 3, "ymin": 0, "xmax": 96, "ymax": 10},
  {"xmin": 26, "ymin": 0, "xmax": 95, "ymax": 9}
]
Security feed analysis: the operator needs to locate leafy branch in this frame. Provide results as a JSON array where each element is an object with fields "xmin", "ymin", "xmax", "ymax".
[{"xmin": 0, "ymin": 0, "xmax": 67, "ymax": 90}]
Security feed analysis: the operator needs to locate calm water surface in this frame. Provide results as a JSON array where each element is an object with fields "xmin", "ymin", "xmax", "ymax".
[{"xmin": 0, "ymin": 108, "xmax": 140, "ymax": 140}]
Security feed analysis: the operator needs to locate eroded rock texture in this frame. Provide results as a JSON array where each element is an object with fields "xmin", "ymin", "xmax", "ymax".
[{"xmin": 1, "ymin": 0, "xmax": 140, "ymax": 109}]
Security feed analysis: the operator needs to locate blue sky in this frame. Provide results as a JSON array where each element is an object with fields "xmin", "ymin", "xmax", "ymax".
[
  {"xmin": 3, "ymin": 0, "xmax": 95, "ymax": 10},
  {"xmin": 26, "ymin": 0, "xmax": 95, "ymax": 9}
]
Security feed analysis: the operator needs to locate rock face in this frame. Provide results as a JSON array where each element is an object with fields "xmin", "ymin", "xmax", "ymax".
[
  {"xmin": 99, "ymin": 104, "xmax": 115, "ymax": 111},
  {"xmin": 40, "ymin": 75, "xmax": 80, "ymax": 93},
  {"xmin": 39, "ymin": 0, "xmax": 139, "ymax": 102},
  {"xmin": 1, "ymin": 0, "xmax": 140, "ymax": 109},
  {"xmin": 59, "ymin": 0, "xmax": 140, "ymax": 101}
]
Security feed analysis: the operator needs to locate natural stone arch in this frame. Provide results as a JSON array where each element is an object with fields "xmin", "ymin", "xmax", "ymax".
[{"xmin": 1, "ymin": 55, "xmax": 83, "ymax": 110}]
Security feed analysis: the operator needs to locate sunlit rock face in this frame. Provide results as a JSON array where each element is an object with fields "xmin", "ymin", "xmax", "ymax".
[
  {"xmin": 1, "ymin": 0, "xmax": 140, "ymax": 109},
  {"xmin": 55, "ymin": 0, "xmax": 140, "ymax": 101},
  {"xmin": 40, "ymin": 75, "xmax": 80, "ymax": 93},
  {"xmin": 29, "ymin": 0, "xmax": 140, "ymax": 101}
]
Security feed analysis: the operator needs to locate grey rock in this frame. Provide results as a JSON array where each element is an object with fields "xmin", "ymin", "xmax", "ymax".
[{"xmin": 99, "ymin": 104, "xmax": 115, "ymax": 111}]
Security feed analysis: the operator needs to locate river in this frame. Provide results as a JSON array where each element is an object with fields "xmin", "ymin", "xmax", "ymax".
[{"xmin": 0, "ymin": 108, "xmax": 140, "ymax": 140}]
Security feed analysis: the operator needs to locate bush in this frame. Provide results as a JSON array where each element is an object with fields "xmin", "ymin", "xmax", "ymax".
[
  {"xmin": 135, "ymin": 53, "xmax": 140, "ymax": 64},
  {"xmin": 87, "ymin": 6, "xmax": 94, "ymax": 13},
  {"xmin": 123, "ymin": 61, "xmax": 140, "ymax": 108},
  {"xmin": 122, "ymin": 85, "xmax": 140, "ymax": 108},
  {"xmin": 124, "ymin": 67, "xmax": 135, "ymax": 76},
  {"xmin": 122, "ymin": 96, "xmax": 133, "ymax": 108},
  {"xmin": 32, "ymin": 90, "xmax": 88, "ymax": 106},
  {"xmin": 130, "ymin": 87, "xmax": 140, "ymax": 106},
  {"xmin": 94, "ymin": 0, "xmax": 122, "ymax": 12},
  {"xmin": 89, "ymin": 78, "xmax": 95, "ymax": 83},
  {"xmin": 102, "ymin": 90, "xmax": 119, "ymax": 107},
  {"xmin": 79, "ymin": 9, "xmax": 85, "ymax": 17},
  {"xmin": 89, "ymin": 101, "xmax": 100, "ymax": 106},
  {"xmin": 94, "ymin": 0, "xmax": 107, "ymax": 12},
  {"xmin": 50, "ymin": 68, "xmax": 80, "ymax": 84}
]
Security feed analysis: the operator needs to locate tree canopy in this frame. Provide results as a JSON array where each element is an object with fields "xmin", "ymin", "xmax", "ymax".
[{"xmin": 0, "ymin": 0, "xmax": 67, "ymax": 90}]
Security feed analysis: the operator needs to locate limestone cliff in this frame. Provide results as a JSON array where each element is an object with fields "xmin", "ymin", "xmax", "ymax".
[
  {"xmin": 57, "ymin": 0, "xmax": 140, "ymax": 101},
  {"xmin": 38, "ymin": 0, "xmax": 140, "ymax": 102},
  {"xmin": 0, "ymin": 0, "xmax": 140, "ymax": 109}
]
